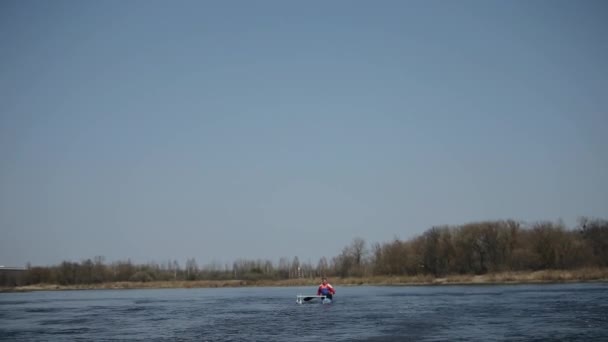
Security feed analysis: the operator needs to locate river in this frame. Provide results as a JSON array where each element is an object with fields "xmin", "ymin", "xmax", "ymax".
[{"xmin": 1, "ymin": 283, "xmax": 606, "ymax": 341}]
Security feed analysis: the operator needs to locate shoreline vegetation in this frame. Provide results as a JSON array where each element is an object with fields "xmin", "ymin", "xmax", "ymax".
[
  {"xmin": 2, "ymin": 218, "xmax": 606, "ymax": 293},
  {"xmin": 3, "ymin": 268, "xmax": 607, "ymax": 293}
]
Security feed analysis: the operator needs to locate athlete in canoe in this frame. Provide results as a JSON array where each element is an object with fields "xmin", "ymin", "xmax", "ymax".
[{"xmin": 317, "ymin": 277, "xmax": 336, "ymax": 300}]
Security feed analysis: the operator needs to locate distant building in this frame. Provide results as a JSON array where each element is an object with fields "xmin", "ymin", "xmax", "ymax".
[{"xmin": 0, "ymin": 266, "xmax": 27, "ymax": 287}]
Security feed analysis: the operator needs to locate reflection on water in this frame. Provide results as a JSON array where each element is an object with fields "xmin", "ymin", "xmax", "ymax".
[{"xmin": 1, "ymin": 283, "xmax": 607, "ymax": 341}]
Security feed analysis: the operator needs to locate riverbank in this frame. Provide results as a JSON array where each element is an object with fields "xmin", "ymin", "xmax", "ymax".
[{"xmin": 2, "ymin": 268, "xmax": 607, "ymax": 293}]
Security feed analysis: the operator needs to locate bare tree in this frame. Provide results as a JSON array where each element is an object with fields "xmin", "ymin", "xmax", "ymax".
[
  {"xmin": 578, "ymin": 217, "xmax": 608, "ymax": 267},
  {"xmin": 351, "ymin": 237, "xmax": 367, "ymax": 268},
  {"xmin": 291, "ymin": 256, "xmax": 300, "ymax": 278},
  {"xmin": 278, "ymin": 257, "xmax": 290, "ymax": 279},
  {"xmin": 186, "ymin": 258, "xmax": 198, "ymax": 280},
  {"xmin": 317, "ymin": 257, "xmax": 329, "ymax": 277}
]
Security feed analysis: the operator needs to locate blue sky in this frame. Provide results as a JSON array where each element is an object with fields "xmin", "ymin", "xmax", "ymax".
[{"xmin": 1, "ymin": 0, "xmax": 607, "ymax": 267}]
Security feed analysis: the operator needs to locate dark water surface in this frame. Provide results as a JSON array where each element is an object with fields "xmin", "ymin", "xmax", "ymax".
[{"xmin": 1, "ymin": 283, "xmax": 607, "ymax": 341}]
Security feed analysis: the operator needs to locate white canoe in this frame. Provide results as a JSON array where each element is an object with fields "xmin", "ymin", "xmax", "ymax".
[{"xmin": 296, "ymin": 294, "xmax": 332, "ymax": 304}]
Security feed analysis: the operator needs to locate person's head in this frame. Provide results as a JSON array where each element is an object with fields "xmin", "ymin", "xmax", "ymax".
[{"xmin": 322, "ymin": 277, "xmax": 328, "ymax": 284}]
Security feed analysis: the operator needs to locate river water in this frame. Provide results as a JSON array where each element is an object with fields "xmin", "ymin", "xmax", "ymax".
[{"xmin": 1, "ymin": 283, "xmax": 607, "ymax": 341}]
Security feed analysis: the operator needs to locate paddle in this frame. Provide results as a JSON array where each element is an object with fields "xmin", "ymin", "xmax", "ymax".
[{"xmin": 303, "ymin": 296, "xmax": 323, "ymax": 302}]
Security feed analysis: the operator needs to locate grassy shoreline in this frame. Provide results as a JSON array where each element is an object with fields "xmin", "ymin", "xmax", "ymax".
[{"xmin": 2, "ymin": 268, "xmax": 607, "ymax": 293}]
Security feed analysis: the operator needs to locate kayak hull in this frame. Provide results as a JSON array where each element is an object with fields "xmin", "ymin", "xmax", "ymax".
[{"xmin": 296, "ymin": 294, "xmax": 332, "ymax": 304}]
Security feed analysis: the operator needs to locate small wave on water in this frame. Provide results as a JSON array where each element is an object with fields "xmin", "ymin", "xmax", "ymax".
[
  {"xmin": 24, "ymin": 307, "xmax": 62, "ymax": 314},
  {"xmin": 0, "ymin": 300, "xmax": 29, "ymax": 306},
  {"xmin": 39, "ymin": 317, "xmax": 91, "ymax": 326}
]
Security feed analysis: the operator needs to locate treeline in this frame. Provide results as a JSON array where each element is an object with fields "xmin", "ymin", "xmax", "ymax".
[
  {"xmin": 2, "ymin": 217, "xmax": 607, "ymax": 287},
  {"xmin": 368, "ymin": 217, "xmax": 607, "ymax": 277}
]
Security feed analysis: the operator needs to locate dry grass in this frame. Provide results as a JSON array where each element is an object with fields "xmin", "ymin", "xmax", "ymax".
[
  {"xmin": 333, "ymin": 268, "xmax": 608, "ymax": 286},
  {"xmin": 3, "ymin": 268, "xmax": 607, "ymax": 292}
]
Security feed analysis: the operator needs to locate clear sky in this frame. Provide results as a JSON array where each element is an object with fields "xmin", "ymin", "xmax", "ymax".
[{"xmin": 1, "ymin": 0, "xmax": 607, "ymax": 267}]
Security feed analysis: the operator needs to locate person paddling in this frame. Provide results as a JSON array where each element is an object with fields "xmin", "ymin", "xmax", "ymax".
[{"xmin": 317, "ymin": 277, "xmax": 336, "ymax": 300}]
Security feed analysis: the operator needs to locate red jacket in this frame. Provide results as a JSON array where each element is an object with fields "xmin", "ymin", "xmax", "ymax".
[{"xmin": 317, "ymin": 283, "xmax": 335, "ymax": 296}]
